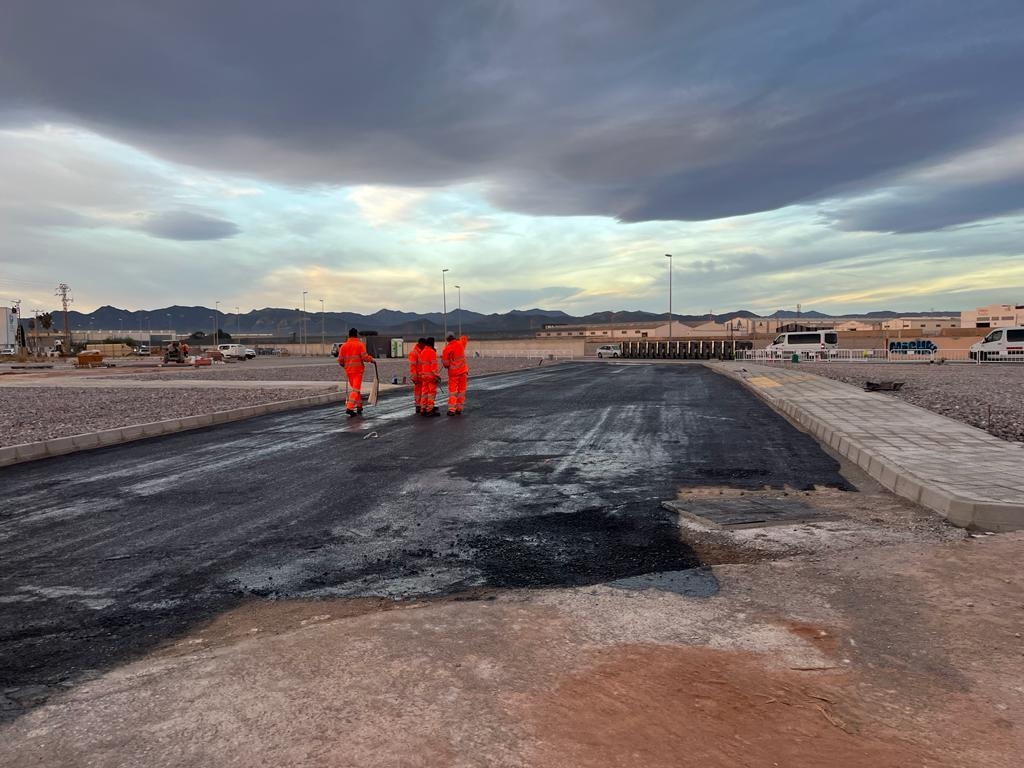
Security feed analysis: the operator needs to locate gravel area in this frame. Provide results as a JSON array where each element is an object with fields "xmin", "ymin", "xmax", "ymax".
[
  {"xmin": 8, "ymin": 358, "xmax": 1020, "ymax": 449},
  {"xmin": 1, "ymin": 387, "xmax": 331, "ymax": 447},
  {"xmin": 765, "ymin": 361, "xmax": 1024, "ymax": 443},
  {"xmin": 94, "ymin": 357, "xmax": 548, "ymax": 383},
  {"xmin": 0, "ymin": 357, "xmax": 549, "ymax": 448}
]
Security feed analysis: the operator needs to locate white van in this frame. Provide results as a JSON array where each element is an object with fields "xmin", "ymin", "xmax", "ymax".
[
  {"xmin": 765, "ymin": 330, "xmax": 839, "ymax": 357},
  {"xmin": 969, "ymin": 326, "xmax": 1024, "ymax": 361},
  {"xmin": 217, "ymin": 343, "xmax": 248, "ymax": 360}
]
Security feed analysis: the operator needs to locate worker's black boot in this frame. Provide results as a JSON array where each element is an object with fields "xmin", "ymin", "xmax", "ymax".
[{"xmin": 346, "ymin": 409, "xmax": 357, "ymax": 417}]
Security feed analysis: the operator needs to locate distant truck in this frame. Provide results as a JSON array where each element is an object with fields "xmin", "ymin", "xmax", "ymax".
[
  {"xmin": 1, "ymin": 306, "xmax": 18, "ymax": 351},
  {"xmin": 765, "ymin": 331, "xmax": 838, "ymax": 357},
  {"xmin": 217, "ymin": 343, "xmax": 254, "ymax": 360},
  {"xmin": 969, "ymin": 326, "xmax": 1024, "ymax": 361}
]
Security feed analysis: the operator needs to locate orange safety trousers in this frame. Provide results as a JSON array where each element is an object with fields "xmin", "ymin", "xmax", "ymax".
[
  {"xmin": 408, "ymin": 349, "xmax": 423, "ymax": 409},
  {"xmin": 447, "ymin": 372, "xmax": 467, "ymax": 412},
  {"xmin": 345, "ymin": 368, "xmax": 364, "ymax": 410},
  {"xmin": 421, "ymin": 375, "xmax": 438, "ymax": 411}
]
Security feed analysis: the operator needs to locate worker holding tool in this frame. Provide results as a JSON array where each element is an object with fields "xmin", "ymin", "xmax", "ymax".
[
  {"xmin": 337, "ymin": 328, "xmax": 375, "ymax": 417},
  {"xmin": 418, "ymin": 337, "xmax": 440, "ymax": 416},
  {"xmin": 441, "ymin": 333, "xmax": 469, "ymax": 415},
  {"xmin": 408, "ymin": 337, "xmax": 426, "ymax": 413}
]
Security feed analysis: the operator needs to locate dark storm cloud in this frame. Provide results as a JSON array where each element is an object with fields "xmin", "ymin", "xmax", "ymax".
[
  {"xmin": 2, "ymin": 0, "xmax": 1023, "ymax": 228},
  {"xmin": 140, "ymin": 211, "xmax": 240, "ymax": 241},
  {"xmin": 825, "ymin": 178, "xmax": 1024, "ymax": 233}
]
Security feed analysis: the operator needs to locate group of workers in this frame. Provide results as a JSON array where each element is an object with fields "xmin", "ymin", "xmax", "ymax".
[{"xmin": 336, "ymin": 328, "xmax": 469, "ymax": 418}]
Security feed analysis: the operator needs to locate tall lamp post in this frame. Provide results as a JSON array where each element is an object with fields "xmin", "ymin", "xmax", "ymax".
[
  {"xmin": 319, "ymin": 298, "xmax": 325, "ymax": 355},
  {"xmin": 235, "ymin": 306, "xmax": 240, "ymax": 339},
  {"xmin": 214, "ymin": 300, "xmax": 220, "ymax": 348},
  {"xmin": 454, "ymin": 285, "xmax": 462, "ymax": 337},
  {"xmin": 441, "ymin": 268, "xmax": 449, "ymax": 338},
  {"xmin": 664, "ymin": 254, "xmax": 673, "ymax": 340},
  {"xmin": 299, "ymin": 290, "xmax": 307, "ymax": 358}
]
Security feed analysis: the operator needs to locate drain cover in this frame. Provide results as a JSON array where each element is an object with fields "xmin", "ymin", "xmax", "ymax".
[{"xmin": 664, "ymin": 497, "xmax": 828, "ymax": 529}]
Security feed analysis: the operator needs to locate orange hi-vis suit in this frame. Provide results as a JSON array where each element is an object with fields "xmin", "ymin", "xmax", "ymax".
[
  {"xmin": 408, "ymin": 342, "xmax": 424, "ymax": 411},
  {"xmin": 441, "ymin": 335, "xmax": 469, "ymax": 414},
  {"xmin": 419, "ymin": 344, "xmax": 439, "ymax": 413},
  {"xmin": 337, "ymin": 337, "xmax": 374, "ymax": 412}
]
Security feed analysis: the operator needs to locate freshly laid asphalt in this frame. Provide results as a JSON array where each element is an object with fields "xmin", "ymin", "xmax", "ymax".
[{"xmin": 0, "ymin": 362, "xmax": 851, "ymax": 719}]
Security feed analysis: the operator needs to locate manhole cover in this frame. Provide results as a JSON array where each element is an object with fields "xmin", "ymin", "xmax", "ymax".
[{"xmin": 663, "ymin": 497, "xmax": 829, "ymax": 529}]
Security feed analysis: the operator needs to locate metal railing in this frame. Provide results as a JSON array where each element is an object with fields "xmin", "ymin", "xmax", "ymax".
[
  {"xmin": 739, "ymin": 348, "xmax": 1024, "ymax": 363},
  {"xmin": 474, "ymin": 349, "xmax": 577, "ymax": 360}
]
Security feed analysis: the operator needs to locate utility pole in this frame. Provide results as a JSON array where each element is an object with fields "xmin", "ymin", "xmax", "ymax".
[
  {"xmin": 56, "ymin": 283, "xmax": 72, "ymax": 354},
  {"xmin": 319, "ymin": 298, "xmax": 325, "ymax": 355},
  {"xmin": 302, "ymin": 291, "xmax": 308, "ymax": 355},
  {"xmin": 664, "ymin": 254, "xmax": 673, "ymax": 339},
  {"xmin": 235, "ymin": 306, "xmax": 240, "ymax": 339},
  {"xmin": 441, "ymin": 269, "xmax": 449, "ymax": 338},
  {"xmin": 31, "ymin": 309, "xmax": 41, "ymax": 355}
]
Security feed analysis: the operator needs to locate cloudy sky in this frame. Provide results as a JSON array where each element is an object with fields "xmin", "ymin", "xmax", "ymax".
[{"xmin": 2, "ymin": 0, "xmax": 1023, "ymax": 317}]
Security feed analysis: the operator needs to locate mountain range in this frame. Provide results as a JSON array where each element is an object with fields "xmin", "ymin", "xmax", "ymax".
[{"xmin": 42, "ymin": 305, "xmax": 961, "ymax": 340}]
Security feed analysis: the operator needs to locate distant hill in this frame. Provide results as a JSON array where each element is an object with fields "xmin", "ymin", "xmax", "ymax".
[{"xmin": 50, "ymin": 304, "xmax": 962, "ymax": 340}]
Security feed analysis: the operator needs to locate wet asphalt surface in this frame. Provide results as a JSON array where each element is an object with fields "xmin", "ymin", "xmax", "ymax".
[{"xmin": 0, "ymin": 362, "xmax": 850, "ymax": 719}]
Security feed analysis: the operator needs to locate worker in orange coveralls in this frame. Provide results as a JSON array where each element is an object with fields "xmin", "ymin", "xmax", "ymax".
[
  {"xmin": 441, "ymin": 333, "xmax": 469, "ymax": 416},
  {"xmin": 418, "ymin": 337, "xmax": 440, "ymax": 417},
  {"xmin": 408, "ymin": 337, "xmax": 427, "ymax": 413},
  {"xmin": 337, "ymin": 328, "xmax": 375, "ymax": 417}
]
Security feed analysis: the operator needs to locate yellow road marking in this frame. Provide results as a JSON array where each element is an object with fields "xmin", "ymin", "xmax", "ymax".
[{"xmin": 747, "ymin": 376, "xmax": 781, "ymax": 388}]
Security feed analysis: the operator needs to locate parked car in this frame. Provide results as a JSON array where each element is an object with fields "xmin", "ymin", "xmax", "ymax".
[
  {"xmin": 330, "ymin": 342, "xmax": 341, "ymax": 357},
  {"xmin": 596, "ymin": 344, "xmax": 621, "ymax": 358},
  {"xmin": 217, "ymin": 343, "xmax": 248, "ymax": 360},
  {"xmin": 0, "ymin": 346, "xmax": 16, "ymax": 356},
  {"xmin": 969, "ymin": 326, "xmax": 1024, "ymax": 361},
  {"xmin": 244, "ymin": 347, "xmax": 256, "ymax": 359}
]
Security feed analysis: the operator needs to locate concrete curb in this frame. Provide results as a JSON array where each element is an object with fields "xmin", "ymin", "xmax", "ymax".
[
  {"xmin": 708, "ymin": 362, "xmax": 1023, "ymax": 532},
  {"xmin": 0, "ymin": 391, "xmax": 348, "ymax": 468}
]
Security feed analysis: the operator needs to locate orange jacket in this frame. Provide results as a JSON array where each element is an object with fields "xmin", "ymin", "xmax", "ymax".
[
  {"xmin": 419, "ymin": 345, "xmax": 439, "ymax": 378},
  {"xmin": 408, "ymin": 344, "xmax": 423, "ymax": 379},
  {"xmin": 337, "ymin": 338, "xmax": 374, "ymax": 371},
  {"xmin": 442, "ymin": 335, "xmax": 469, "ymax": 376}
]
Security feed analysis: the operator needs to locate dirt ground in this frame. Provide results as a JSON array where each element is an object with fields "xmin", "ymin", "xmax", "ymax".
[{"xmin": 2, "ymin": 525, "xmax": 1020, "ymax": 767}]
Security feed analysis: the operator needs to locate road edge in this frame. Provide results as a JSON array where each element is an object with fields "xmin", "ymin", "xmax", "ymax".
[
  {"xmin": 0, "ymin": 391, "xmax": 350, "ymax": 468},
  {"xmin": 704, "ymin": 361, "xmax": 1022, "ymax": 532}
]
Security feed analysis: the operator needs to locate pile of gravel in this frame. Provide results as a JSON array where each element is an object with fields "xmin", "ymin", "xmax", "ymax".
[{"xmin": 771, "ymin": 361, "xmax": 1024, "ymax": 443}]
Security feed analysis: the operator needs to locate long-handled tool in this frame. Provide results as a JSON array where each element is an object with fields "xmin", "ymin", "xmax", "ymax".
[{"xmin": 369, "ymin": 360, "xmax": 380, "ymax": 406}]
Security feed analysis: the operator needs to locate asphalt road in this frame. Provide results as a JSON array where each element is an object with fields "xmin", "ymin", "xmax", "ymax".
[{"xmin": 0, "ymin": 362, "xmax": 850, "ymax": 719}]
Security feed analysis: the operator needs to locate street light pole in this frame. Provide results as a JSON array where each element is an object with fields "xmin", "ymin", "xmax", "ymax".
[
  {"xmin": 235, "ymin": 306, "xmax": 240, "ymax": 339},
  {"xmin": 454, "ymin": 285, "xmax": 462, "ymax": 337},
  {"xmin": 214, "ymin": 300, "xmax": 220, "ymax": 347},
  {"xmin": 302, "ymin": 291, "xmax": 308, "ymax": 356},
  {"xmin": 664, "ymin": 254, "xmax": 673, "ymax": 340},
  {"xmin": 441, "ymin": 268, "xmax": 449, "ymax": 338},
  {"xmin": 319, "ymin": 298, "xmax": 325, "ymax": 355}
]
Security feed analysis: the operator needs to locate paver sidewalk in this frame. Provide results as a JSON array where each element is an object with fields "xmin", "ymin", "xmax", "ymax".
[{"xmin": 713, "ymin": 361, "xmax": 1024, "ymax": 531}]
